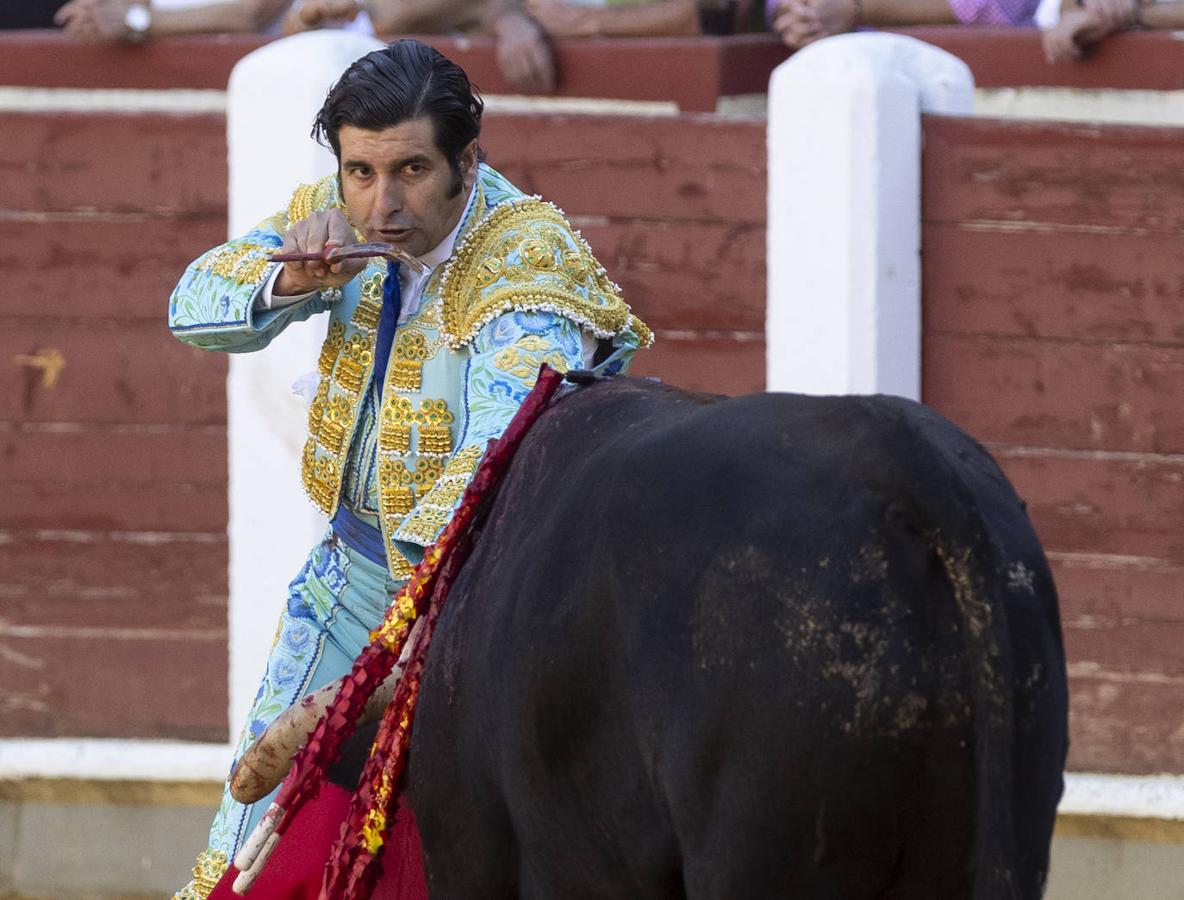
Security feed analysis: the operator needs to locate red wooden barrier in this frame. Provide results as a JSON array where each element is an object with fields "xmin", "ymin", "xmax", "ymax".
[
  {"xmin": 5, "ymin": 36, "xmax": 1184, "ymax": 775},
  {"xmin": 921, "ymin": 114, "xmax": 1184, "ymax": 774},
  {"xmin": 0, "ymin": 110, "xmax": 230, "ymax": 741},
  {"xmin": 6, "ymin": 30, "xmax": 1184, "ymax": 96}
]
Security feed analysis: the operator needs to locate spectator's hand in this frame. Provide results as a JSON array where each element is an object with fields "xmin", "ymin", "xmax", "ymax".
[
  {"xmin": 1080, "ymin": 0, "xmax": 1138, "ymax": 29},
  {"xmin": 274, "ymin": 208, "xmax": 366, "ymax": 296},
  {"xmin": 493, "ymin": 10, "xmax": 556, "ymax": 94},
  {"xmin": 772, "ymin": 0, "xmax": 855, "ymax": 49},
  {"xmin": 525, "ymin": 0, "xmax": 601, "ymax": 37},
  {"xmin": 282, "ymin": 0, "xmax": 361, "ymax": 35},
  {"xmin": 1041, "ymin": 5, "xmax": 1115, "ymax": 62},
  {"xmin": 55, "ymin": 0, "xmax": 135, "ymax": 42}
]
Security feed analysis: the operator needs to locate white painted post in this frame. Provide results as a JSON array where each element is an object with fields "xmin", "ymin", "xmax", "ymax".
[
  {"xmin": 225, "ymin": 31, "xmax": 384, "ymax": 737},
  {"xmin": 766, "ymin": 33, "xmax": 973, "ymax": 400}
]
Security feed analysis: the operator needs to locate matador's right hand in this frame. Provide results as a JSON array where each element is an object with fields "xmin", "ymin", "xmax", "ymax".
[{"xmin": 274, "ymin": 207, "xmax": 367, "ymax": 296}]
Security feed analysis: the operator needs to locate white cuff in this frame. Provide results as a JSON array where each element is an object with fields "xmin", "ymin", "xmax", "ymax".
[{"xmin": 254, "ymin": 265, "xmax": 316, "ymax": 311}]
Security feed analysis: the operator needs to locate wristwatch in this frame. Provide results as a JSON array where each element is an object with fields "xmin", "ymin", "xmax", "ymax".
[{"xmin": 124, "ymin": 3, "xmax": 152, "ymax": 41}]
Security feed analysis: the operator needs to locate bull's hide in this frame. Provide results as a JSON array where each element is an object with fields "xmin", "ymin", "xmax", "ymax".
[{"xmin": 405, "ymin": 376, "xmax": 1068, "ymax": 899}]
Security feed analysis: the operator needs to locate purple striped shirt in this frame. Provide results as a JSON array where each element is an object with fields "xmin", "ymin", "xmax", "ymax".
[{"xmin": 766, "ymin": 0, "xmax": 1038, "ymax": 28}]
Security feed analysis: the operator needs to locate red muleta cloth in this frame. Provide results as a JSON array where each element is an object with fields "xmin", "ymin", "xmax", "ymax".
[{"xmin": 206, "ymin": 787, "xmax": 427, "ymax": 900}]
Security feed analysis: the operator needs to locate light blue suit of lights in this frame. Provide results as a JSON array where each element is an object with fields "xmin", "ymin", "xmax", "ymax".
[{"xmin": 166, "ymin": 163, "xmax": 652, "ymax": 897}]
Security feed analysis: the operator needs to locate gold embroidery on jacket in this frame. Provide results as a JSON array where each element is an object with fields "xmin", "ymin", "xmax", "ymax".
[
  {"xmin": 493, "ymin": 334, "xmax": 572, "ymax": 382},
  {"xmin": 318, "ymin": 321, "xmax": 346, "ymax": 376},
  {"xmin": 195, "ymin": 243, "xmax": 276, "ymax": 287},
  {"xmin": 378, "ymin": 458, "xmax": 445, "ymax": 521},
  {"xmin": 379, "ymin": 397, "xmax": 414, "ymax": 454},
  {"xmin": 301, "ymin": 267, "xmax": 385, "ymax": 517},
  {"xmin": 353, "ymin": 275, "xmax": 383, "ymax": 332},
  {"xmin": 384, "ymin": 329, "xmax": 445, "ymax": 394},
  {"xmin": 390, "ymin": 553, "xmax": 415, "ymax": 581},
  {"xmin": 172, "ymin": 848, "xmax": 228, "ymax": 900},
  {"xmin": 393, "ymin": 506, "xmax": 451, "ymax": 546},
  {"xmin": 437, "ymin": 198, "xmax": 649, "ymax": 349},
  {"xmin": 335, "ymin": 333, "xmax": 375, "ymax": 395},
  {"xmin": 393, "ymin": 443, "xmax": 485, "ymax": 546},
  {"xmin": 444, "ymin": 443, "xmax": 485, "ymax": 476},
  {"xmin": 377, "ymin": 397, "xmax": 454, "ymax": 457},
  {"xmin": 286, "ymin": 176, "xmax": 339, "ymax": 226},
  {"xmin": 307, "ymin": 377, "xmax": 331, "ymax": 439}
]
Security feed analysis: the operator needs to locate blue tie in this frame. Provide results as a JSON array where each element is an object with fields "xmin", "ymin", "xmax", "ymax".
[{"xmin": 373, "ymin": 260, "xmax": 402, "ymax": 394}]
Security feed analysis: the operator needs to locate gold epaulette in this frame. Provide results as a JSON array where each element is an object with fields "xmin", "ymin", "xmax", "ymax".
[
  {"xmin": 437, "ymin": 198, "xmax": 649, "ymax": 350},
  {"xmin": 286, "ymin": 175, "xmax": 341, "ymax": 227}
]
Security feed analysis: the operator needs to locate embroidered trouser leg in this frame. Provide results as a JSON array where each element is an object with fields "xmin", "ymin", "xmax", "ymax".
[{"xmin": 174, "ymin": 530, "xmax": 402, "ymax": 899}]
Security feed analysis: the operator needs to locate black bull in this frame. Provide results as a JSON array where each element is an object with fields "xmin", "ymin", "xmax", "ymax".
[{"xmin": 371, "ymin": 376, "xmax": 1066, "ymax": 898}]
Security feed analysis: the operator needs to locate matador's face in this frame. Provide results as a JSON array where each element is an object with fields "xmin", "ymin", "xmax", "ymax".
[{"xmin": 337, "ymin": 117, "xmax": 477, "ymax": 259}]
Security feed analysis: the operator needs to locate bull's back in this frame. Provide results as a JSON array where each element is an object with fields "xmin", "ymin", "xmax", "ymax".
[{"xmin": 409, "ymin": 378, "xmax": 1065, "ymax": 899}]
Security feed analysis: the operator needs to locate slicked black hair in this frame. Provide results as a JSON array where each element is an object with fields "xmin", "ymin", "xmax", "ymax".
[{"xmin": 312, "ymin": 39, "xmax": 484, "ymax": 196}]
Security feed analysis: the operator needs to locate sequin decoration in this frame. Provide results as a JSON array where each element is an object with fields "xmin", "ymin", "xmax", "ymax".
[
  {"xmin": 493, "ymin": 334, "xmax": 572, "ymax": 381},
  {"xmin": 377, "ymin": 397, "xmax": 454, "ymax": 457},
  {"xmin": 285, "ymin": 176, "xmax": 338, "ymax": 227},
  {"xmin": 418, "ymin": 425, "xmax": 452, "ymax": 456},
  {"xmin": 335, "ymin": 334, "xmax": 375, "ymax": 395},
  {"xmin": 379, "ymin": 397, "xmax": 414, "ymax": 454},
  {"xmin": 172, "ymin": 848, "xmax": 228, "ymax": 900},
  {"xmin": 384, "ymin": 329, "xmax": 441, "ymax": 394},
  {"xmin": 353, "ymin": 275, "xmax": 383, "ymax": 332},
  {"xmin": 307, "ymin": 377, "xmax": 330, "ymax": 439},
  {"xmin": 415, "ymin": 399, "xmax": 455, "ymax": 457},
  {"xmin": 392, "ymin": 506, "xmax": 451, "ymax": 546},
  {"xmin": 390, "ymin": 552, "xmax": 415, "ymax": 581},
  {"xmin": 318, "ymin": 321, "xmax": 346, "ymax": 376},
  {"xmin": 393, "ymin": 444, "xmax": 484, "ymax": 546},
  {"xmin": 194, "ymin": 242, "xmax": 276, "ymax": 287},
  {"xmin": 437, "ymin": 197, "xmax": 650, "ymax": 350}
]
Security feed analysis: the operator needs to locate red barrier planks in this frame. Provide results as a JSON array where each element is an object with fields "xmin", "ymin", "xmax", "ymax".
[
  {"xmin": 1, "ymin": 320, "xmax": 227, "ymax": 426},
  {"xmin": 0, "ymin": 32, "xmax": 786, "ymax": 110},
  {"xmin": 996, "ymin": 449, "xmax": 1184, "ymax": 562},
  {"xmin": 1, "ymin": 427, "xmax": 226, "ymax": 485},
  {"xmin": 576, "ymin": 218, "xmax": 766, "ymax": 332},
  {"xmin": 923, "ymin": 115, "xmax": 1184, "ymax": 235},
  {"xmin": 901, "ymin": 28, "xmax": 1184, "ymax": 91},
  {"xmin": 923, "ymin": 224, "xmax": 1184, "ymax": 346},
  {"xmin": 3, "ymin": 480, "xmax": 228, "ymax": 533},
  {"xmin": 0, "ymin": 112, "xmax": 227, "ymax": 215},
  {"xmin": 0, "ymin": 633, "xmax": 227, "ymax": 741},
  {"xmin": 629, "ymin": 333, "xmax": 764, "ymax": 395},
  {"xmin": 1052, "ymin": 553, "xmax": 1184, "ymax": 623},
  {"xmin": 6, "ymin": 30, "xmax": 1184, "ymax": 95},
  {"xmin": 923, "ymin": 333, "xmax": 1184, "ymax": 454},
  {"xmin": 922, "ymin": 112, "xmax": 1184, "ymax": 775},
  {"xmin": 0, "ymin": 532, "xmax": 228, "ymax": 631},
  {"xmin": 482, "ymin": 114, "xmax": 766, "ymax": 225},
  {"xmin": 0, "ymin": 32, "xmax": 264, "ymax": 90},
  {"xmin": 1067, "ymin": 676, "xmax": 1184, "ymax": 774},
  {"xmin": 0, "ymin": 217, "xmax": 227, "ymax": 322}
]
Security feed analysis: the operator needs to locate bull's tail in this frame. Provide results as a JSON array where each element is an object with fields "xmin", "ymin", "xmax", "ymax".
[
  {"xmin": 895, "ymin": 400, "xmax": 1064, "ymax": 900},
  {"xmin": 933, "ymin": 536, "xmax": 1023, "ymax": 900}
]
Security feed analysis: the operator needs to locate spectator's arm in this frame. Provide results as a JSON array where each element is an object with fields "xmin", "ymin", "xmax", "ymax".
[
  {"xmin": 859, "ymin": 0, "xmax": 958, "ymax": 23},
  {"xmin": 773, "ymin": 0, "xmax": 954, "ymax": 50},
  {"xmin": 56, "ymin": 0, "xmax": 292, "ymax": 40},
  {"xmin": 366, "ymin": 0, "xmax": 482, "ymax": 33},
  {"xmin": 527, "ymin": 0, "xmax": 700, "ymax": 37},
  {"xmin": 1136, "ymin": 0, "xmax": 1184, "ymax": 26},
  {"xmin": 147, "ymin": 0, "xmax": 292, "ymax": 32},
  {"xmin": 480, "ymin": 0, "xmax": 556, "ymax": 93}
]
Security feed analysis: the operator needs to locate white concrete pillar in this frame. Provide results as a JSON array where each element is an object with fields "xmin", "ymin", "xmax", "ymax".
[
  {"xmin": 225, "ymin": 31, "xmax": 384, "ymax": 736},
  {"xmin": 766, "ymin": 33, "xmax": 973, "ymax": 399}
]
